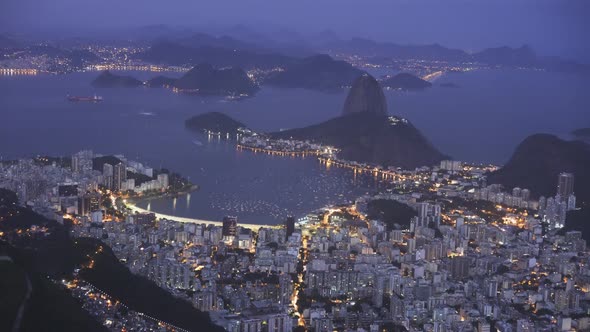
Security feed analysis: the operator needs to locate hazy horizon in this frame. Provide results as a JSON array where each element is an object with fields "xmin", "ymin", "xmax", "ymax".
[{"xmin": 2, "ymin": 0, "xmax": 589, "ymax": 62}]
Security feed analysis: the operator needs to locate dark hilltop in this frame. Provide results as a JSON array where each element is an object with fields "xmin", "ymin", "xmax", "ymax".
[
  {"xmin": 185, "ymin": 73, "xmax": 446, "ymax": 168},
  {"xmin": 272, "ymin": 112, "xmax": 447, "ymax": 169},
  {"xmin": 173, "ymin": 64, "xmax": 258, "ymax": 96},
  {"xmin": 91, "ymin": 70, "xmax": 144, "ymax": 88},
  {"xmin": 264, "ymin": 54, "xmax": 364, "ymax": 91},
  {"xmin": 185, "ymin": 112, "xmax": 247, "ymax": 134},
  {"xmin": 487, "ymin": 134, "xmax": 590, "ymax": 202},
  {"xmin": 342, "ymin": 74, "xmax": 388, "ymax": 116}
]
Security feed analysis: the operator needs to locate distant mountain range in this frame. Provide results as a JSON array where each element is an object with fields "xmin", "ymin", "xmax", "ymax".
[
  {"xmin": 3, "ymin": 29, "xmax": 588, "ymax": 76},
  {"xmin": 137, "ymin": 40, "xmax": 294, "ymax": 69},
  {"xmin": 320, "ymin": 39, "xmax": 588, "ymax": 73}
]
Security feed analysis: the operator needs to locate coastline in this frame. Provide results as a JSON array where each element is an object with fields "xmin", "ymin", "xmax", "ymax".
[{"xmin": 124, "ymin": 195, "xmax": 274, "ymax": 231}]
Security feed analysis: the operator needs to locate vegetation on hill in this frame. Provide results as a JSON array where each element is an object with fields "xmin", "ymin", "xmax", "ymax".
[
  {"xmin": 271, "ymin": 112, "xmax": 447, "ymax": 168},
  {"xmin": 0, "ymin": 189, "xmax": 224, "ymax": 332},
  {"xmin": 487, "ymin": 134, "xmax": 590, "ymax": 204},
  {"xmin": 342, "ymin": 74, "xmax": 387, "ymax": 116},
  {"xmin": 366, "ymin": 199, "xmax": 417, "ymax": 231},
  {"xmin": 91, "ymin": 70, "xmax": 144, "ymax": 88},
  {"xmin": 265, "ymin": 54, "xmax": 364, "ymax": 90},
  {"xmin": 185, "ymin": 111, "xmax": 246, "ymax": 134},
  {"xmin": 174, "ymin": 64, "xmax": 258, "ymax": 96}
]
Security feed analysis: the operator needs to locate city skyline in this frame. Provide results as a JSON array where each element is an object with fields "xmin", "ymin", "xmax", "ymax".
[{"xmin": 1, "ymin": 2, "xmax": 590, "ymax": 331}]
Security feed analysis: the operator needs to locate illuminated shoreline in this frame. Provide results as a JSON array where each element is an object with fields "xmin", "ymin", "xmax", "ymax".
[{"xmin": 124, "ymin": 199, "xmax": 275, "ymax": 231}]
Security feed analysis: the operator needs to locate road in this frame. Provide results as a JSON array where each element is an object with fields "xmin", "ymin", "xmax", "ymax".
[{"xmin": 125, "ymin": 202, "xmax": 273, "ymax": 231}]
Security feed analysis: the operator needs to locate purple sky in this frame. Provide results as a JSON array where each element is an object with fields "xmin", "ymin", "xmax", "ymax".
[{"xmin": 1, "ymin": 0, "xmax": 588, "ymax": 61}]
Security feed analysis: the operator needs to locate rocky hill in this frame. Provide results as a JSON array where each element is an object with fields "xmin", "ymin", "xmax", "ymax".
[{"xmin": 342, "ymin": 74, "xmax": 387, "ymax": 116}]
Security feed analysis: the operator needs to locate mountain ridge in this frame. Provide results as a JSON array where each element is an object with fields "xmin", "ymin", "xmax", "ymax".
[{"xmin": 487, "ymin": 133, "xmax": 590, "ymax": 203}]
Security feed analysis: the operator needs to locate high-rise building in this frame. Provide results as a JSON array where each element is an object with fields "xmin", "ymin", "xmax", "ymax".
[
  {"xmin": 449, "ymin": 256, "xmax": 470, "ymax": 279},
  {"xmin": 284, "ymin": 216, "xmax": 295, "ymax": 240},
  {"xmin": 557, "ymin": 172, "xmax": 574, "ymax": 199},
  {"xmin": 71, "ymin": 155, "xmax": 81, "ymax": 173},
  {"xmin": 71, "ymin": 150, "xmax": 93, "ymax": 173},
  {"xmin": 103, "ymin": 163, "xmax": 114, "ymax": 189},
  {"xmin": 417, "ymin": 202, "xmax": 441, "ymax": 227},
  {"xmin": 157, "ymin": 173, "xmax": 169, "ymax": 189},
  {"xmin": 440, "ymin": 160, "xmax": 462, "ymax": 173},
  {"xmin": 113, "ymin": 163, "xmax": 127, "ymax": 191},
  {"xmin": 222, "ymin": 216, "xmax": 238, "ymax": 237},
  {"xmin": 512, "ymin": 187, "xmax": 522, "ymax": 198},
  {"xmin": 79, "ymin": 191, "xmax": 102, "ymax": 216}
]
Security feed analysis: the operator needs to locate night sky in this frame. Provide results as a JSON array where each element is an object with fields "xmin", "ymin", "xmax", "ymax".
[{"xmin": 1, "ymin": 0, "xmax": 589, "ymax": 62}]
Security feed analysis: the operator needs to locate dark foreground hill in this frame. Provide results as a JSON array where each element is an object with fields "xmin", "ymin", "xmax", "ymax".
[
  {"xmin": 271, "ymin": 112, "xmax": 447, "ymax": 169},
  {"xmin": 487, "ymin": 134, "xmax": 590, "ymax": 203},
  {"xmin": 487, "ymin": 134, "xmax": 590, "ymax": 243},
  {"xmin": 0, "ymin": 189, "xmax": 224, "ymax": 332}
]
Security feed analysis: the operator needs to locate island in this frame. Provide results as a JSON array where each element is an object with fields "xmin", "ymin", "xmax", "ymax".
[
  {"xmin": 173, "ymin": 63, "xmax": 258, "ymax": 96},
  {"xmin": 91, "ymin": 70, "xmax": 144, "ymax": 88},
  {"xmin": 146, "ymin": 75, "xmax": 176, "ymax": 88},
  {"xmin": 186, "ymin": 73, "xmax": 447, "ymax": 169},
  {"xmin": 381, "ymin": 72, "xmax": 432, "ymax": 90},
  {"xmin": 89, "ymin": 65, "xmax": 258, "ymax": 97},
  {"xmin": 185, "ymin": 111, "xmax": 247, "ymax": 135},
  {"xmin": 264, "ymin": 54, "xmax": 364, "ymax": 91}
]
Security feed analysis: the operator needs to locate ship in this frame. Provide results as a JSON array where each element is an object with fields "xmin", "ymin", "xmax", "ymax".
[{"xmin": 67, "ymin": 94, "xmax": 103, "ymax": 103}]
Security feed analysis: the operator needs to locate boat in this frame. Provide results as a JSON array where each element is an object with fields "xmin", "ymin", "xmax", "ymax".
[{"xmin": 67, "ymin": 94, "xmax": 103, "ymax": 103}]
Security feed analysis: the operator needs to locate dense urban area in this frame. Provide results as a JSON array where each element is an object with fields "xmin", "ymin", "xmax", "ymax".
[{"xmin": 1, "ymin": 144, "xmax": 587, "ymax": 332}]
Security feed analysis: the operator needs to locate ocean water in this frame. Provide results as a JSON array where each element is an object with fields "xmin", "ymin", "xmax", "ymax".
[{"xmin": 0, "ymin": 69, "xmax": 588, "ymax": 224}]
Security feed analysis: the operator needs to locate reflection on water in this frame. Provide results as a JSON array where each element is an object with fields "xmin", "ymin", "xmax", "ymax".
[{"xmin": 1, "ymin": 70, "xmax": 589, "ymax": 224}]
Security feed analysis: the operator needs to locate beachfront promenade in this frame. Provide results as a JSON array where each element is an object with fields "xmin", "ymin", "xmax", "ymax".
[{"xmin": 126, "ymin": 203, "xmax": 272, "ymax": 231}]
